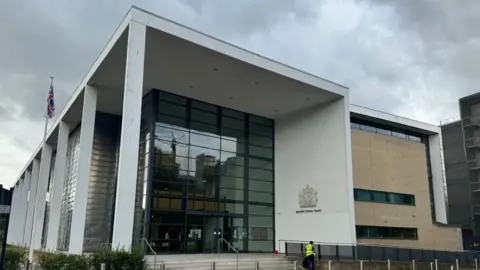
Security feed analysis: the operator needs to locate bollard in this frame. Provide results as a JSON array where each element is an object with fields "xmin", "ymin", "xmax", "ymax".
[
  {"xmin": 360, "ymin": 260, "xmax": 363, "ymax": 270},
  {"xmin": 388, "ymin": 259, "xmax": 391, "ymax": 270},
  {"xmin": 451, "ymin": 266, "xmax": 454, "ymax": 270},
  {"xmin": 211, "ymin": 261, "xmax": 216, "ymax": 270},
  {"xmin": 412, "ymin": 260, "xmax": 416, "ymax": 270},
  {"xmin": 255, "ymin": 261, "xmax": 259, "ymax": 270},
  {"xmin": 328, "ymin": 260, "xmax": 332, "ymax": 270},
  {"xmin": 435, "ymin": 259, "xmax": 438, "ymax": 270},
  {"xmin": 101, "ymin": 263, "xmax": 106, "ymax": 270},
  {"xmin": 476, "ymin": 258, "xmax": 479, "ymax": 270},
  {"xmin": 293, "ymin": 261, "xmax": 298, "ymax": 270},
  {"xmin": 430, "ymin": 262, "xmax": 434, "ymax": 270},
  {"xmin": 456, "ymin": 258, "xmax": 459, "ymax": 270}
]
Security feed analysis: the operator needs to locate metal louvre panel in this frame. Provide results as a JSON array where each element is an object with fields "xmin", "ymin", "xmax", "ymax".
[
  {"xmin": 57, "ymin": 126, "xmax": 81, "ymax": 251},
  {"xmin": 83, "ymin": 113, "xmax": 120, "ymax": 252}
]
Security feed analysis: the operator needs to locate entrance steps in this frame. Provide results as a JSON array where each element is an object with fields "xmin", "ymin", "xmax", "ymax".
[{"xmin": 145, "ymin": 253, "xmax": 294, "ymax": 270}]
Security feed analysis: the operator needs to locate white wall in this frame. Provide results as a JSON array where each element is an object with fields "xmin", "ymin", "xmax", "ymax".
[
  {"xmin": 275, "ymin": 97, "xmax": 356, "ymax": 250},
  {"xmin": 429, "ymin": 133, "xmax": 448, "ymax": 224}
]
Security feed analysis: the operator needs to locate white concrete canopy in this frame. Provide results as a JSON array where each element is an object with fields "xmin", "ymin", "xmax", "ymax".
[
  {"xmin": 10, "ymin": 6, "xmax": 355, "ymax": 252},
  {"xmin": 13, "ymin": 6, "xmax": 349, "ymax": 188}
]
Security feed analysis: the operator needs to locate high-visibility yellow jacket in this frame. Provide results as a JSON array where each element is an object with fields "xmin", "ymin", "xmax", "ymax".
[{"xmin": 305, "ymin": 244, "xmax": 315, "ymax": 257}]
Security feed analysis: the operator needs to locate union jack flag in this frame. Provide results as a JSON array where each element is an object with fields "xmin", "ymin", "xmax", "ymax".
[{"xmin": 46, "ymin": 81, "xmax": 55, "ymax": 119}]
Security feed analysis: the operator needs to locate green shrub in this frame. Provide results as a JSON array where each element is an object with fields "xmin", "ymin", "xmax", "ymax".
[
  {"xmin": 4, "ymin": 247, "xmax": 26, "ymax": 270},
  {"xmin": 37, "ymin": 252, "xmax": 89, "ymax": 270},
  {"xmin": 90, "ymin": 247, "xmax": 146, "ymax": 270},
  {"xmin": 38, "ymin": 248, "xmax": 146, "ymax": 270}
]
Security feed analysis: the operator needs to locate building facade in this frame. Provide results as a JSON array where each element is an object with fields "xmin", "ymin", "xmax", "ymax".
[
  {"xmin": 350, "ymin": 107, "xmax": 461, "ymax": 250},
  {"xmin": 442, "ymin": 93, "xmax": 480, "ymax": 250},
  {"xmin": 5, "ymin": 7, "xmax": 460, "ymax": 254}
]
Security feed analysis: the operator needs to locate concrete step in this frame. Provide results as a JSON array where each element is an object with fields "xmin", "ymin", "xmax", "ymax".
[
  {"xmin": 147, "ymin": 262, "xmax": 294, "ymax": 270},
  {"xmin": 145, "ymin": 253, "xmax": 293, "ymax": 270}
]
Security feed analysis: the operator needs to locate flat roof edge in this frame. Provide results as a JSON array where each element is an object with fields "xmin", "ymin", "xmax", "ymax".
[
  {"xmin": 350, "ymin": 104, "xmax": 440, "ymax": 134},
  {"xmin": 130, "ymin": 6, "xmax": 349, "ymax": 96}
]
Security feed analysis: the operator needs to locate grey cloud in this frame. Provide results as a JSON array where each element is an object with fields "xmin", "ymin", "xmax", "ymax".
[
  {"xmin": 1, "ymin": 0, "xmax": 480, "ymax": 186},
  {"xmin": 178, "ymin": 0, "xmax": 318, "ymax": 37},
  {"xmin": 0, "ymin": 104, "xmax": 8, "ymax": 120}
]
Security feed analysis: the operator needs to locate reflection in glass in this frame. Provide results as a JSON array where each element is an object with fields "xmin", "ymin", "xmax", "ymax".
[{"xmin": 148, "ymin": 90, "xmax": 275, "ymax": 252}]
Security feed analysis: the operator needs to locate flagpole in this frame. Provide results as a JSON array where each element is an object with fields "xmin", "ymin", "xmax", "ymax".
[{"xmin": 27, "ymin": 77, "xmax": 53, "ymax": 269}]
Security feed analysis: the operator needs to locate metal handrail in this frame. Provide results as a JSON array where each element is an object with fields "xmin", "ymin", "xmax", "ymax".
[
  {"xmin": 141, "ymin": 238, "xmax": 157, "ymax": 268},
  {"xmin": 218, "ymin": 238, "xmax": 239, "ymax": 270}
]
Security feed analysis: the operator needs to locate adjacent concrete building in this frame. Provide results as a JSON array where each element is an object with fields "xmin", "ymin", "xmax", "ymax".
[
  {"xmin": 5, "ymin": 6, "xmax": 461, "ymax": 255},
  {"xmin": 441, "ymin": 93, "xmax": 480, "ymax": 249}
]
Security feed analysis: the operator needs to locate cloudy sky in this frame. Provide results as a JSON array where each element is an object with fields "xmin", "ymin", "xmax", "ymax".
[{"xmin": 1, "ymin": 0, "xmax": 479, "ymax": 187}]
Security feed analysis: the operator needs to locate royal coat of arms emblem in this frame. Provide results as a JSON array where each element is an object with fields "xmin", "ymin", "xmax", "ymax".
[{"xmin": 298, "ymin": 185, "xmax": 318, "ymax": 208}]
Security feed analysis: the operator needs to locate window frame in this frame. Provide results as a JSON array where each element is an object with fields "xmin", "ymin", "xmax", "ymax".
[{"xmin": 354, "ymin": 189, "xmax": 415, "ymax": 206}]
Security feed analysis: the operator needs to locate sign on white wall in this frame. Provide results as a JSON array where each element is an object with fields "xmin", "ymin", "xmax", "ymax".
[{"xmin": 296, "ymin": 185, "xmax": 322, "ymax": 214}]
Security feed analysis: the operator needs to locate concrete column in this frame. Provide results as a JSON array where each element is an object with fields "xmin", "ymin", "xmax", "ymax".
[
  {"xmin": 6, "ymin": 182, "xmax": 20, "ymax": 244},
  {"xmin": 31, "ymin": 143, "xmax": 53, "ymax": 250},
  {"xmin": 24, "ymin": 160, "xmax": 40, "ymax": 248},
  {"xmin": 68, "ymin": 85, "xmax": 97, "ymax": 254},
  {"xmin": 20, "ymin": 171, "xmax": 31, "ymax": 246},
  {"xmin": 46, "ymin": 121, "xmax": 70, "ymax": 251},
  {"xmin": 112, "ymin": 21, "xmax": 146, "ymax": 250},
  {"xmin": 13, "ymin": 181, "xmax": 23, "ymax": 245}
]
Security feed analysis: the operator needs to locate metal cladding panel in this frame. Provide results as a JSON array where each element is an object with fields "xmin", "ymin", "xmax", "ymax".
[
  {"xmin": 442, "ymin": 122, "xmax": 471, "ymax": 227},
  {"xmin": 83, "ymin": 113, "xmax": 121, "ymax": 252}
]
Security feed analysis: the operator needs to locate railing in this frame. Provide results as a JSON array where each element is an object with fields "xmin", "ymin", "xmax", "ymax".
[
  {"xmin": 468, "ymin": 159, "xmax": 480, "ymax": 170},
  {"xmin": 218, "ymin": 238, "xmax": 239, "ymax": 270},
  {"xmin": 440, "ymin": 116, "xmax": 461, "ymax": 126},
  {"xmin": 281, "ymin": 240, "xmax": 480, "ymax": 266},
  {"xmin": 465, "ymin": 137, "xmax": 480, "ymax": 148},
  {"xmin": 141, "ymin": 238, "xmax": 157, "ymax": 268},
  {"xmin": 464, "ymin": 116, "xmax": 480, "ymax": 128}
]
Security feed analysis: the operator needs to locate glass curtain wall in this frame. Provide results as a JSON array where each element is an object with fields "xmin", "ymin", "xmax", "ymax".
[
  {"xmin": 132, "ymin": 92, "xmax": 155, "ymax": 247},
  {"xmin": 57, "ymin": 126, "xmax": 81, "ymax": 251},
  {"xmin": 139, "ymin": 90, "xmax": 274, "ymax": 253},
  {"xmin": 83, "ymin": 113, "xmax": 121, "ymax": 252}
]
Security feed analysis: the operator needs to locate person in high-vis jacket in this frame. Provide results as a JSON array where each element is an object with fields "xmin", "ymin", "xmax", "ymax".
[{"xmin": 305, "ymin": 241, "xmax": 316, "ymax": 270}]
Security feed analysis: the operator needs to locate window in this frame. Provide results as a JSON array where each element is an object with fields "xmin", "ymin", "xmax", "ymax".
[
  {"xmin": 152, "ymin": 89, "xmax": 275, "ymax": 252},
  {"xmin": 360, "ymin": 124, "xmax": 376, "ymax": 132},
  {"xmin": 354, "ymin": 189, "xmax": 415, "ymax": 206},
  {"xmin": 389, "ymin": 193, "xmax": 415, "ymax": 206},
  {"xmin": 356, "ymin": 226, "xmax": 418, "ymax": 240},
  {"xmin": 350, "ymin": 117, "xmax": 424, "ymax": 144},
  {"xmin": 392, "ymin": 130, "xmax": 406, "ymax": 139},
  {"xmin": 355, "ymin": 190, "xmax": 371, "ymax": 201},
  {"xmin": 373, "ymin": 192, "xmax": 388, "ymax": 203},
  {"xmin": 408, "ymin": 134, "xmax": 421, "ymax": 142}
]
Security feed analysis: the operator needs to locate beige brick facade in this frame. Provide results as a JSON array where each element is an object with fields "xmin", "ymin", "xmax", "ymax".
[{"xmin": 351, "ymin": 129, "xmax": 463, "ymax": 250}]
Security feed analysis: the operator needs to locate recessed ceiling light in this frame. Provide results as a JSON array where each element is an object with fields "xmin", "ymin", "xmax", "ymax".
[
  {"xmin": 228, "ymin": 96, "xmax": 233, "ymax": 100},
  {"xmin": 254, "ymin": 81, "xmax": 259, "ymax": 85},
  {"xmin": 306, "ymin": 97, "xmax": 311, "ymax": 101},
  {"xmin": 213, "ymin": 68, "xmax": 218, "ymax": 71},
  {"xmin": 275, "ymin": 109, "xmax": 279, "ymax": 112},
  {"xmin": 189, "ymin": 85, "xmax": 194, "ymax": 89}
]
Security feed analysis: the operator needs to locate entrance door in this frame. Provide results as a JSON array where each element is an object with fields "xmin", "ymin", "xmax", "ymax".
[{"xmin": 185, "ymin": 213, "xmax": 235, "ymax": 253}]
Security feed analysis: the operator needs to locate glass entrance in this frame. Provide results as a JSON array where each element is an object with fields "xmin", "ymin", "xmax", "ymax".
[
  {"xmin": 185, "ymin": 213, "xmax": 235, "ymax": 253},
  {"xmin": 139, "ymin": 90, "xmax": 276, "ymax": 253}
]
